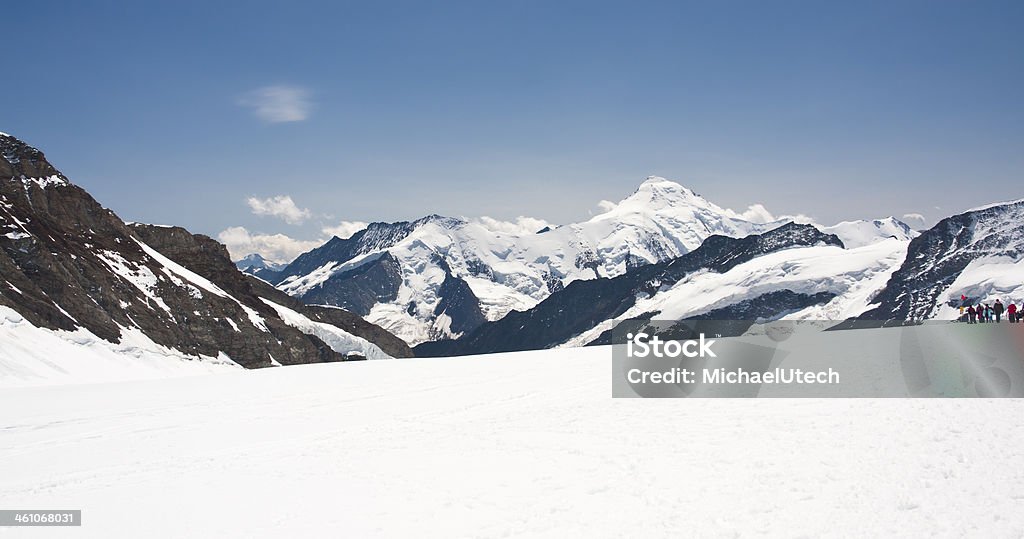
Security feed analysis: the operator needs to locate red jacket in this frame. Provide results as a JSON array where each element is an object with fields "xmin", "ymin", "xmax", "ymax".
[{"xmin": 1009, "ymin": 304, "xmax": 1018, "ymax": 314}]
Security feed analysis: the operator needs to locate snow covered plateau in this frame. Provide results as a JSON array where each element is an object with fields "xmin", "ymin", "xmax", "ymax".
[{"xmin": 2, "ymin": 340, "xmax": 1024, "ymax": 538}]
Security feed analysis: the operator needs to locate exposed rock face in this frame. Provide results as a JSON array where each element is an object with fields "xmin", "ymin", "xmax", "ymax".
[
  {"xmin": 0, "ymin": 133, "xmax": 405, "ymax": 368},
  {"xmin": 415, "ymin": 223, "xmax": 843, "ymax": 356},
  {"xmin": 431, "ymin": 256, "xmax": 486, "ymax": 336},
  {"xmin": 295, "ymin": 252, "xmax": 403, "ymax": 316},
  {"xmin": 244, "ymin": 277, "xmax": 414, "ymax": 359},
  {"xmin": 850, "ymin": 200, "xmax": 1024, "ymax": 325}
]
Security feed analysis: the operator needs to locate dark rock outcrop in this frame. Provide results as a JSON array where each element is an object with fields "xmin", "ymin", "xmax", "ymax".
[
  {"xmin": 0, "ymin": 132, "xmax": 406, "ymax": 368},
  {"xmin": 243, "ymin": 276, "xmax": 414, "ymax": 359},
  {"xmin": 294, "ymin": 252, "xmax": 403, "ymax": 316},
  {"xmin": 432, "ymin": 256, "xmax": 486, "ymax": 336},
  {"xmin": 847, "ymin": 200, "xmax": 1024, "ymax": 326}
]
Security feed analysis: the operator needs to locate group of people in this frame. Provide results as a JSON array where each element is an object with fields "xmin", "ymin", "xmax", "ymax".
[{"xmin": 960, "ymin": 298, "xmax": 1023, "ymax": 323}]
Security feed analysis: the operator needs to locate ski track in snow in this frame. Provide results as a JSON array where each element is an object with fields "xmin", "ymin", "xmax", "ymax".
[{"xmin": 1, "ymin": 346, "xmax": 1023, "ymax": 538}]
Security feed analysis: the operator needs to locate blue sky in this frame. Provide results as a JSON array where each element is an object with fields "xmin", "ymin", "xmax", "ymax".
[{"xmin": 2, "ymin": 1, "xmax": 1022, "ymax": 261}]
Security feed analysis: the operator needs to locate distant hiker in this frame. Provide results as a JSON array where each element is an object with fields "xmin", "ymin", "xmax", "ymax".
[
  {"xmin": 994, "ymin": 300, "xmax": 1004, "ymax": 323},
  {"xmin": 1008, "ymin": 303, "xmax": 1018, "ymax": 323},
  {"xmin": 959, "ymin": 304, "xmax": 966, "ymax": 322},
  {"xmin": 968, "ymin": 305, "xmax": 978, "ymax": 324}
]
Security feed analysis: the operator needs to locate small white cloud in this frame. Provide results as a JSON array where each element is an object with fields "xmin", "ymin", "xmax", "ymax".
[
  {"xmin": 247, "ymin": 195, "xmax": 311, "ymax": 225},
  {"xmin": 238, "ymin": 85, "xmax": 311, "ymax": 123},
  {"xmin": 322, "ymin": 220, "xmax": 368, "ymax": 240},
  {"xmin": 596, "ymin": 200, "xmax": 617, "ymax": 213},
  {"xmin": 475, "ymin": 216, "xmax": 553, "ymax": 235},
  {"xmin": 902, "ymin": 213, "xmax": 927, "ymax": 228},
  {"xmin": 721, "ymin": 203, "xmax": 781, "ymax": 225},
  {"xmin": 217, "ymin": 226, "xmax": 321, "ymax": 265},
  {"xmin": 736, "ymin": 203, "xmax": 775, "ymax": 224}
]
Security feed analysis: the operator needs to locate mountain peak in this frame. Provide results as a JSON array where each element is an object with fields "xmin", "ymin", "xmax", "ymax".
[
  {"xmin": 413, "ymin": 214, "xmax": 465, "ymax": 229},
  {"xmin": 606, "ymin": 177, "xmax": 721, "ymax": 220},
  {"xmin": 238, "ymin": 253, "xmax": 268, "ymax": 265},
  {"xmin": 637, "ymin": 176, "xmax": 696, "ymax": 194},
  {"xmin": 631, "ymin": 176, "xmax": 707, "ymax": 202},
  {"xmin": 236, "ymin": 252, "xmax": 286, "ymax": 272},
  {"xmin": 1, "ymin": 132, "xmax": 69, "ymax": 186}
]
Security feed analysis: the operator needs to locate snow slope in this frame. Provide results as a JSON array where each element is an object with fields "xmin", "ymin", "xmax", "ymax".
[
  {"xmin": 566, "ymin": 238, "xmax": 910, "ymax": 347},
  {"xmin": 0, "ymin": 292, "xmax": 395, "ymax": 388},
  {"xmin": 821, "ymin": 217, "xmax": 917, "ymax": 248},
  {"xmin": 933, "ymin": 255, "xmax": 1024, "ymax": 320},
  {"xmin": 0, "ymin": 306, "xmax": 241, "ymax": 387},
  {"xmin": 259, "ymin": 298, "xmax": 392, "ymax": 360},
  {"xmin": 2, "ymin": 341, "xmax": 1023, "ymax": 538}
]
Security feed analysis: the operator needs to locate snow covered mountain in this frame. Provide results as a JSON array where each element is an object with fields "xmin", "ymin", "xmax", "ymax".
[
  {"xmin": 821, "ymin": 217, "xmax": 918, "ymax": 249},
  {"xmin": 271, "ymin": 176, "xmax": 922, "ymax": 346},
  {"xmin": 0, "ymin": 133, "xmax": 410, "ymax": 386},
  {"xmin": 236, "ymin": 253, "xmax": 285, "ymax": 282},
  {"xmin": 272, "ymin": 177, "xmax": 798, "ymax": 345},
  {"xmin": 415, "ymin": 222, "xmax": 864, "ymax": 356},
  {"xmin": 852, "ymin": 198, "xmax": 1024, "ymax": 324},
  {"xmin": 6, "ymin": 129, "xmax": 1009, "ymax": 375}
]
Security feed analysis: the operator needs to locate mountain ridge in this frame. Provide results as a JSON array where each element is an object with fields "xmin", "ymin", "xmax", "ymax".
[
  {"xmin": 268, "ymin": 176, "xmax": 919, "ymax": 345},
  {"xmin": 0, "ymin": 132, "xmax": 407, "ymax": 382}
]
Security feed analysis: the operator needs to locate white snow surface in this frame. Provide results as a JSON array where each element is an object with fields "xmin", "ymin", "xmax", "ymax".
[
  {"xmin": 566, "ymin": 238, "xmax": 910, "ymax": 347},
  {"xmin": 935, "ymin": 255, "xmax": 1024, "ymax": 319},
  {"xmin": 1, "ymin": 342, "xmax": 1023, "ymax": 537},
  {"xmin": 820, "ymin": 216, "xmax": 917, "ymax": 248},
  {"xmin": 259, "ymin": 298, "xmax": 392, "ymax": 359},
  {"xmin": 0, "ymin": 306, "xmax": 240, "ymax": 387}
]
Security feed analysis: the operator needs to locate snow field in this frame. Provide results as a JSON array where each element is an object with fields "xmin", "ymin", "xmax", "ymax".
[{"xmin": 2, "ymin": 345, "xmax": 1023, "ymax": 537}]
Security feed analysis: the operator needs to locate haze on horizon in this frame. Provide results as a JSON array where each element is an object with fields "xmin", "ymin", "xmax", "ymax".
[{"xmin": 1, "ymin": 1, "xmax": 1022, "ymax": 262}]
